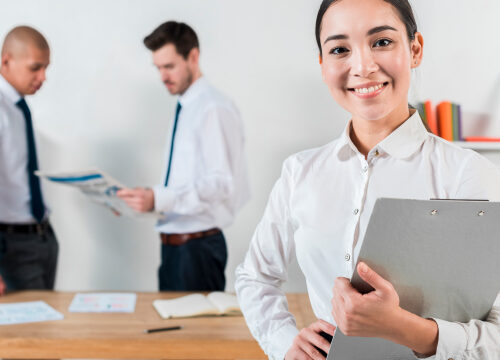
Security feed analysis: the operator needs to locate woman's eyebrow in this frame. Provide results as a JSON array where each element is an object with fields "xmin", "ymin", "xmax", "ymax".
[
  {"xmin": 323, "ymin": 25, "xmax": 398, "ymax": 45},
  {"xmin": 323, "ymin": 34, "xmax": 348, "ymax": 44},
  {"xmin": 367, "ymin": 25, "xmax": 397, "ymax": 35}
]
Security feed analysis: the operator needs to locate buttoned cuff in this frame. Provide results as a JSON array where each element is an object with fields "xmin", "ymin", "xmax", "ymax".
[
  {"xmin": 416, "ymin": 318, "xmax": 467, "ymax": 360},
  {"xmin": 152, "ymin": 185, "xmax": 176, "ymax": 213},
  {"xmin": 264, "ymin": 323, "xmax": 299, "ymax": 360}
]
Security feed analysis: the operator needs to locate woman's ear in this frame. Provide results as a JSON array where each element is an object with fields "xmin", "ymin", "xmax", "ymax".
[
  {"xmin": 410, "ymin": 32, "xmax": 424, "ymax": 68},
  {"xmin": 319, "ymin": 53, "xmax": 323, "ymax": 65}
]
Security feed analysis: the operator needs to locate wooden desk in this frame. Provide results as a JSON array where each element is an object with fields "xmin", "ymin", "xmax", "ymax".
[{"xmin": 0, "ymin": 291, "xmax": 316, "ymax": 359}]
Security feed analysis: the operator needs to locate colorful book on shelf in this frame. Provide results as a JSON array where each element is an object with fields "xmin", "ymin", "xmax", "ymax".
[
  {"xmin": 452, "ymin": 103, "xmax": 458, "ymax": 141},
  {"xmin": 417, "ymin": 103, "xmax": 427, "ymax": 125},
  {"xmin": 424, "ymin": 100, "xmax": 439, "ymax": 135},
  {"xmin": 437, "ymin": 101, "xmax": 453, "ymax": 141},
  {"xmin": 457, "ymin": 104, "xmax": 462, "ymax": 141}
]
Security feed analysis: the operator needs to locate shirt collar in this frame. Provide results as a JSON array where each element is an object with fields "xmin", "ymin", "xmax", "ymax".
[
  {"xmin": 178, "ymin": 76, "xmax": 208, "ymax": 107},
  {"xmin": 0, "ymin": 73, "xmax": 22, "ymax": 104},
  {"xmin": 338, "ymin": 110, "xmax": 429, "ymax": 160}
]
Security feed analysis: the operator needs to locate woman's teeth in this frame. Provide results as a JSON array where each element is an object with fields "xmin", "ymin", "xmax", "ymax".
[{"xmin": 354, "ymin": 83, "xmax": 385, "ymax": 94}]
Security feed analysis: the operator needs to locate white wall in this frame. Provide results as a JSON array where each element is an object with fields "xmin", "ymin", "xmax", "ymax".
[{"xmin": 1, "ymin": 0, "xmax": 499, "ymax": 292}]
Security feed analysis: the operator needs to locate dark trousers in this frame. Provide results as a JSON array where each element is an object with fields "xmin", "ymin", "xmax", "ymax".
[
  {"xmin": 159, "ymin": 231, "xmax": 227, "ymax": 291},
  {"xmin": 0, "ymin": 225, "xmax": 59, "ymax": 290}
]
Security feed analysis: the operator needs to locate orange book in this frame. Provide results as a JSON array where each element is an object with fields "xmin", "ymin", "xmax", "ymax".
[
  {"xmin": 437, "ymin": 101, "xmax": 453, "ymax": 141},
  {"xmin": 424, "ymin": 100, "xmax": 438, "ymax": 135}
]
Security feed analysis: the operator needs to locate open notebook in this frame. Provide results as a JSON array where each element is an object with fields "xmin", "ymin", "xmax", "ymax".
[{"xmin": 153, "ymin": 292, "xmax": 241, "ymax": 319}]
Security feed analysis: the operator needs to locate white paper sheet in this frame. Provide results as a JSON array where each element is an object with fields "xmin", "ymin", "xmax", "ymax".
[
  {"xmin": 69, "ymin": 293, "xmax": 137, "ymax": 313},
  {"xmin": 0, "ymin": 301, "xmax": 64, "ymax": 325}
]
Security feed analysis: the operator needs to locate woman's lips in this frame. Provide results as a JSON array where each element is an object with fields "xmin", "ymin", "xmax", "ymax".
[{"xmin": 348, "ymin": 82, "xmax": 389, "ymax": 99}]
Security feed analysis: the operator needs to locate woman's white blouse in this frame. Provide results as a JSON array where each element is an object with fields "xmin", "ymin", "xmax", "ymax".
[{"xmin": 235, "ymin": 111, "xmax": 500, "ymax": 360}]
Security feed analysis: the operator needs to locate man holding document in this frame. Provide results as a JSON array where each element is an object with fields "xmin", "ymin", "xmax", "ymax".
[
  {"xmin": 0, "ymin": 26, "xmax": 58, "ymax": 294},
  {"xmin": 118, "ymin": 21, "xmax": 250, "ymax": 292}
]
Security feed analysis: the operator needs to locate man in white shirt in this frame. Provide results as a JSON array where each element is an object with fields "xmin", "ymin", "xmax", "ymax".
[
  {"xmin": 0, "ymin": 26, "xmax": 58, "ymax": 294},
  {"xmin": 118, "ymin": 21, "xmax": 250, "ymax": 291}
]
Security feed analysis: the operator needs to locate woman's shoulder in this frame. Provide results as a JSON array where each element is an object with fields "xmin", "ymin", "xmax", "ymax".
[
  {"xmin": 282, "ymin": 138, "xmax": 342, "ymax": 176},
  {"xmin": 427, "ymin": 134, "xmax": 500, "ymax": 199},
  {"xmin": 426, "ymin": 133, "xmax": 494, "ymax": 167}
]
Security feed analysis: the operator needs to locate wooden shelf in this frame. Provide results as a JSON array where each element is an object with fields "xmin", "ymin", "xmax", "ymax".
[{"xmin": 454, "ymin": 141, "xmax": 500, "ymax": 151}]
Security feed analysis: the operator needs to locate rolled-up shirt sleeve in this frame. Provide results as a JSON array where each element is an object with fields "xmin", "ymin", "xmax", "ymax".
[
  {"xmin": 235, "ymin": 158, "xmax": 299, "ymax": 360},
  {"xmin": 415, "ymin": 293, "xmax": 500, "ymax": 360}
]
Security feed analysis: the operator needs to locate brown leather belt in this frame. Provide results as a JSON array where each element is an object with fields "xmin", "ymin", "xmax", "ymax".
[{"xmin": 160, "ymin": 228, "xmax": 221, "ymax": 246}]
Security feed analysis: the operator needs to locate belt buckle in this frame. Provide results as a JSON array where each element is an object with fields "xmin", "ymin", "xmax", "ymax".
[{"xmin": 36, "ymin": 223, "xmax": 44, "ymax": 236}]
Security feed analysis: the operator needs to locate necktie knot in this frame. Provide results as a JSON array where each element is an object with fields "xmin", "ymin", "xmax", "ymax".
[{"xmin": 16, "ymin": 98, "xmax": 30, "ymax": 114}]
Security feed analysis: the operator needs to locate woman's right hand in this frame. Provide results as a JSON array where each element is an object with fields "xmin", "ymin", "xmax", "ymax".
[{"xmin": 285, "ymin": 320, "xmax": 336, "ymax": 360}]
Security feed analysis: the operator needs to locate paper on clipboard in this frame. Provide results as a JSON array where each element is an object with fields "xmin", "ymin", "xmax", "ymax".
[{"xmin": 36, "ymin": 169, "xmax": 162, "ymax": 219}]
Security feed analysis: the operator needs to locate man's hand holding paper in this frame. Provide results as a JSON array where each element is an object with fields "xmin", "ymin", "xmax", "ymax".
[{"xmin": 116, "ymin": 188, "xmax": 155, "ymax": 213}]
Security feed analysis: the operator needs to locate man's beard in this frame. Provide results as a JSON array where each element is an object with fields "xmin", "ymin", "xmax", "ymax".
[{"xmin": 176, "ymin": 69, "xmax": 193, "ymax": 95}]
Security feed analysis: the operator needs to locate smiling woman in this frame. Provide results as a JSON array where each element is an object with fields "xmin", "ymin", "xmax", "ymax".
[
  {"xmin": 235, "ymin": 0, "xmax": 500, "ymax": 359},
  {"xmin": 317, "ymin": 0, "xmax": 423, "ymax": 155}
]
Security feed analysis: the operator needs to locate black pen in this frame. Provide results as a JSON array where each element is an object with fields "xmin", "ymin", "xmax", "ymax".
[{"xmin": 143, "ymin": 325, "xmax": 182, "ymax": 334}]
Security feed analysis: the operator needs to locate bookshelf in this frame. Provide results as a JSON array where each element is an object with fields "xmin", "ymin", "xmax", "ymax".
[
  {"xmin": 418, "ymin": 102, "xmax": 500, "ymax": 151},
  {"xmin": 454, "ymin": 141, "xmax": 500, "ymax": 151}
]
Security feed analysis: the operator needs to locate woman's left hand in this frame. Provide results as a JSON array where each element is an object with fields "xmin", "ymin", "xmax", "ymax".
[{"xmin": 331, "ymin": 261, "xmax": 401, "ymax": 339}]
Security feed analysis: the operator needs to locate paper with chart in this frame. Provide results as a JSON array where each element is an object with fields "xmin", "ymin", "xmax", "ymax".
[
  {"xmin": 0, "ymin": 301, "xmax": 64, "ymax": 325},
  {"xmin": 69, "ymin": 293, "xmax": 137, "ymax": 313},
  {"xmin": 36, "ymin": 169, "xmax": 162, "ymax": 219}
]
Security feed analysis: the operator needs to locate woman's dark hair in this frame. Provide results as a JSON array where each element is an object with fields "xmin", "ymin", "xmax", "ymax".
[
  {"xmin": 144, "ymin": 21, "xmax": 199, "ymax": 59},
  {"xmin": 315, "ymin": 0, "xmax": 417, "ymax": 56}
]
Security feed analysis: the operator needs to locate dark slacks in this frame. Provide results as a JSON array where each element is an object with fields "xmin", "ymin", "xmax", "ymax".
[
  {"xmin": 0, "ymin": 225, "xmax": 59, "ymax": 290},
  {"xmin": 159, "ymin": 231, "xmax": 227, "ymax": 291}
]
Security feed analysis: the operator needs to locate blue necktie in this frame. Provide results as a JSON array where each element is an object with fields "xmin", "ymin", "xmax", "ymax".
[
  {"xmin": 164, "ymin": 101, "xmax": 182, "ymax": 186},
  {"xmin": 16, "ymin": 98, "xmax": 45, "ymax": 223}
]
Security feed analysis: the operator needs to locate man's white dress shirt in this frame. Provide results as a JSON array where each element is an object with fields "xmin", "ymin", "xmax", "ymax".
[
  {"xmin": 0, "ymin": 74, "xmax": 38, "ymax": 224},
  {"xmin": 153, "ymin": 77, "xmax": 250, "ymax": 233},
  {"xmin": 235, "ymin": 111, "xmax": 500, "ymax": 360}
]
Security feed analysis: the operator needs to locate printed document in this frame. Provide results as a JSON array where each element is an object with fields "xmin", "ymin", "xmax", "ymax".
[
  {"xmin": 36, "ymin": 169, "xmax": 162, "ymax": 219},
  {"xmin": 0, "ymin": 301, "xmax": 64, "ymax": 325},
  {"xmin": 69, "ymin": 293, "xmax": 137, "ymax": 313}
]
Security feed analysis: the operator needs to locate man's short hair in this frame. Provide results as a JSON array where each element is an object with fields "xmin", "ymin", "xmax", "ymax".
[{"xmin": 143, "ymin": 21, "xmax": 199, "ymax": 59}]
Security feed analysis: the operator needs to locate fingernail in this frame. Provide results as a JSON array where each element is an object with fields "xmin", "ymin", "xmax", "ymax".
[{"xmin": 359, "ymin": 262, "xmax": 368, "ymax": 273}]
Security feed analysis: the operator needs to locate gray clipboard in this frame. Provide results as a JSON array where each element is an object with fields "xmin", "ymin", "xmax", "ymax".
[{"xmin": 327, "ymin": 198, "xmax": 500, "ymax": 359}]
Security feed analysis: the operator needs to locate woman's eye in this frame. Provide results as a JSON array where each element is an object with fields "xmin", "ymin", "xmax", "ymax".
[
  {"xmin": 373, "ymin": 38, "xmax": 392, "ymax": 47},
  {"xmin": 329, "ymin": 47, "xmax": 349, "ymax": 55}
]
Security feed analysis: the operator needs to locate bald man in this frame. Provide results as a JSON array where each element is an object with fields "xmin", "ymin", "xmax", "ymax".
[{"xmin": 0, "ymin": 26, "xmax": 57, "ymax": 295}]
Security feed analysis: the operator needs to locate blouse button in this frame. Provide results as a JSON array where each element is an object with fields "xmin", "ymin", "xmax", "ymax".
[
  {"xmin": 353, "ymin": 209, "xmax": 359, "ymax": 215},
  {"xmin": 345, "ymin": 253, "xmax": 351, "ymax": 261}
]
